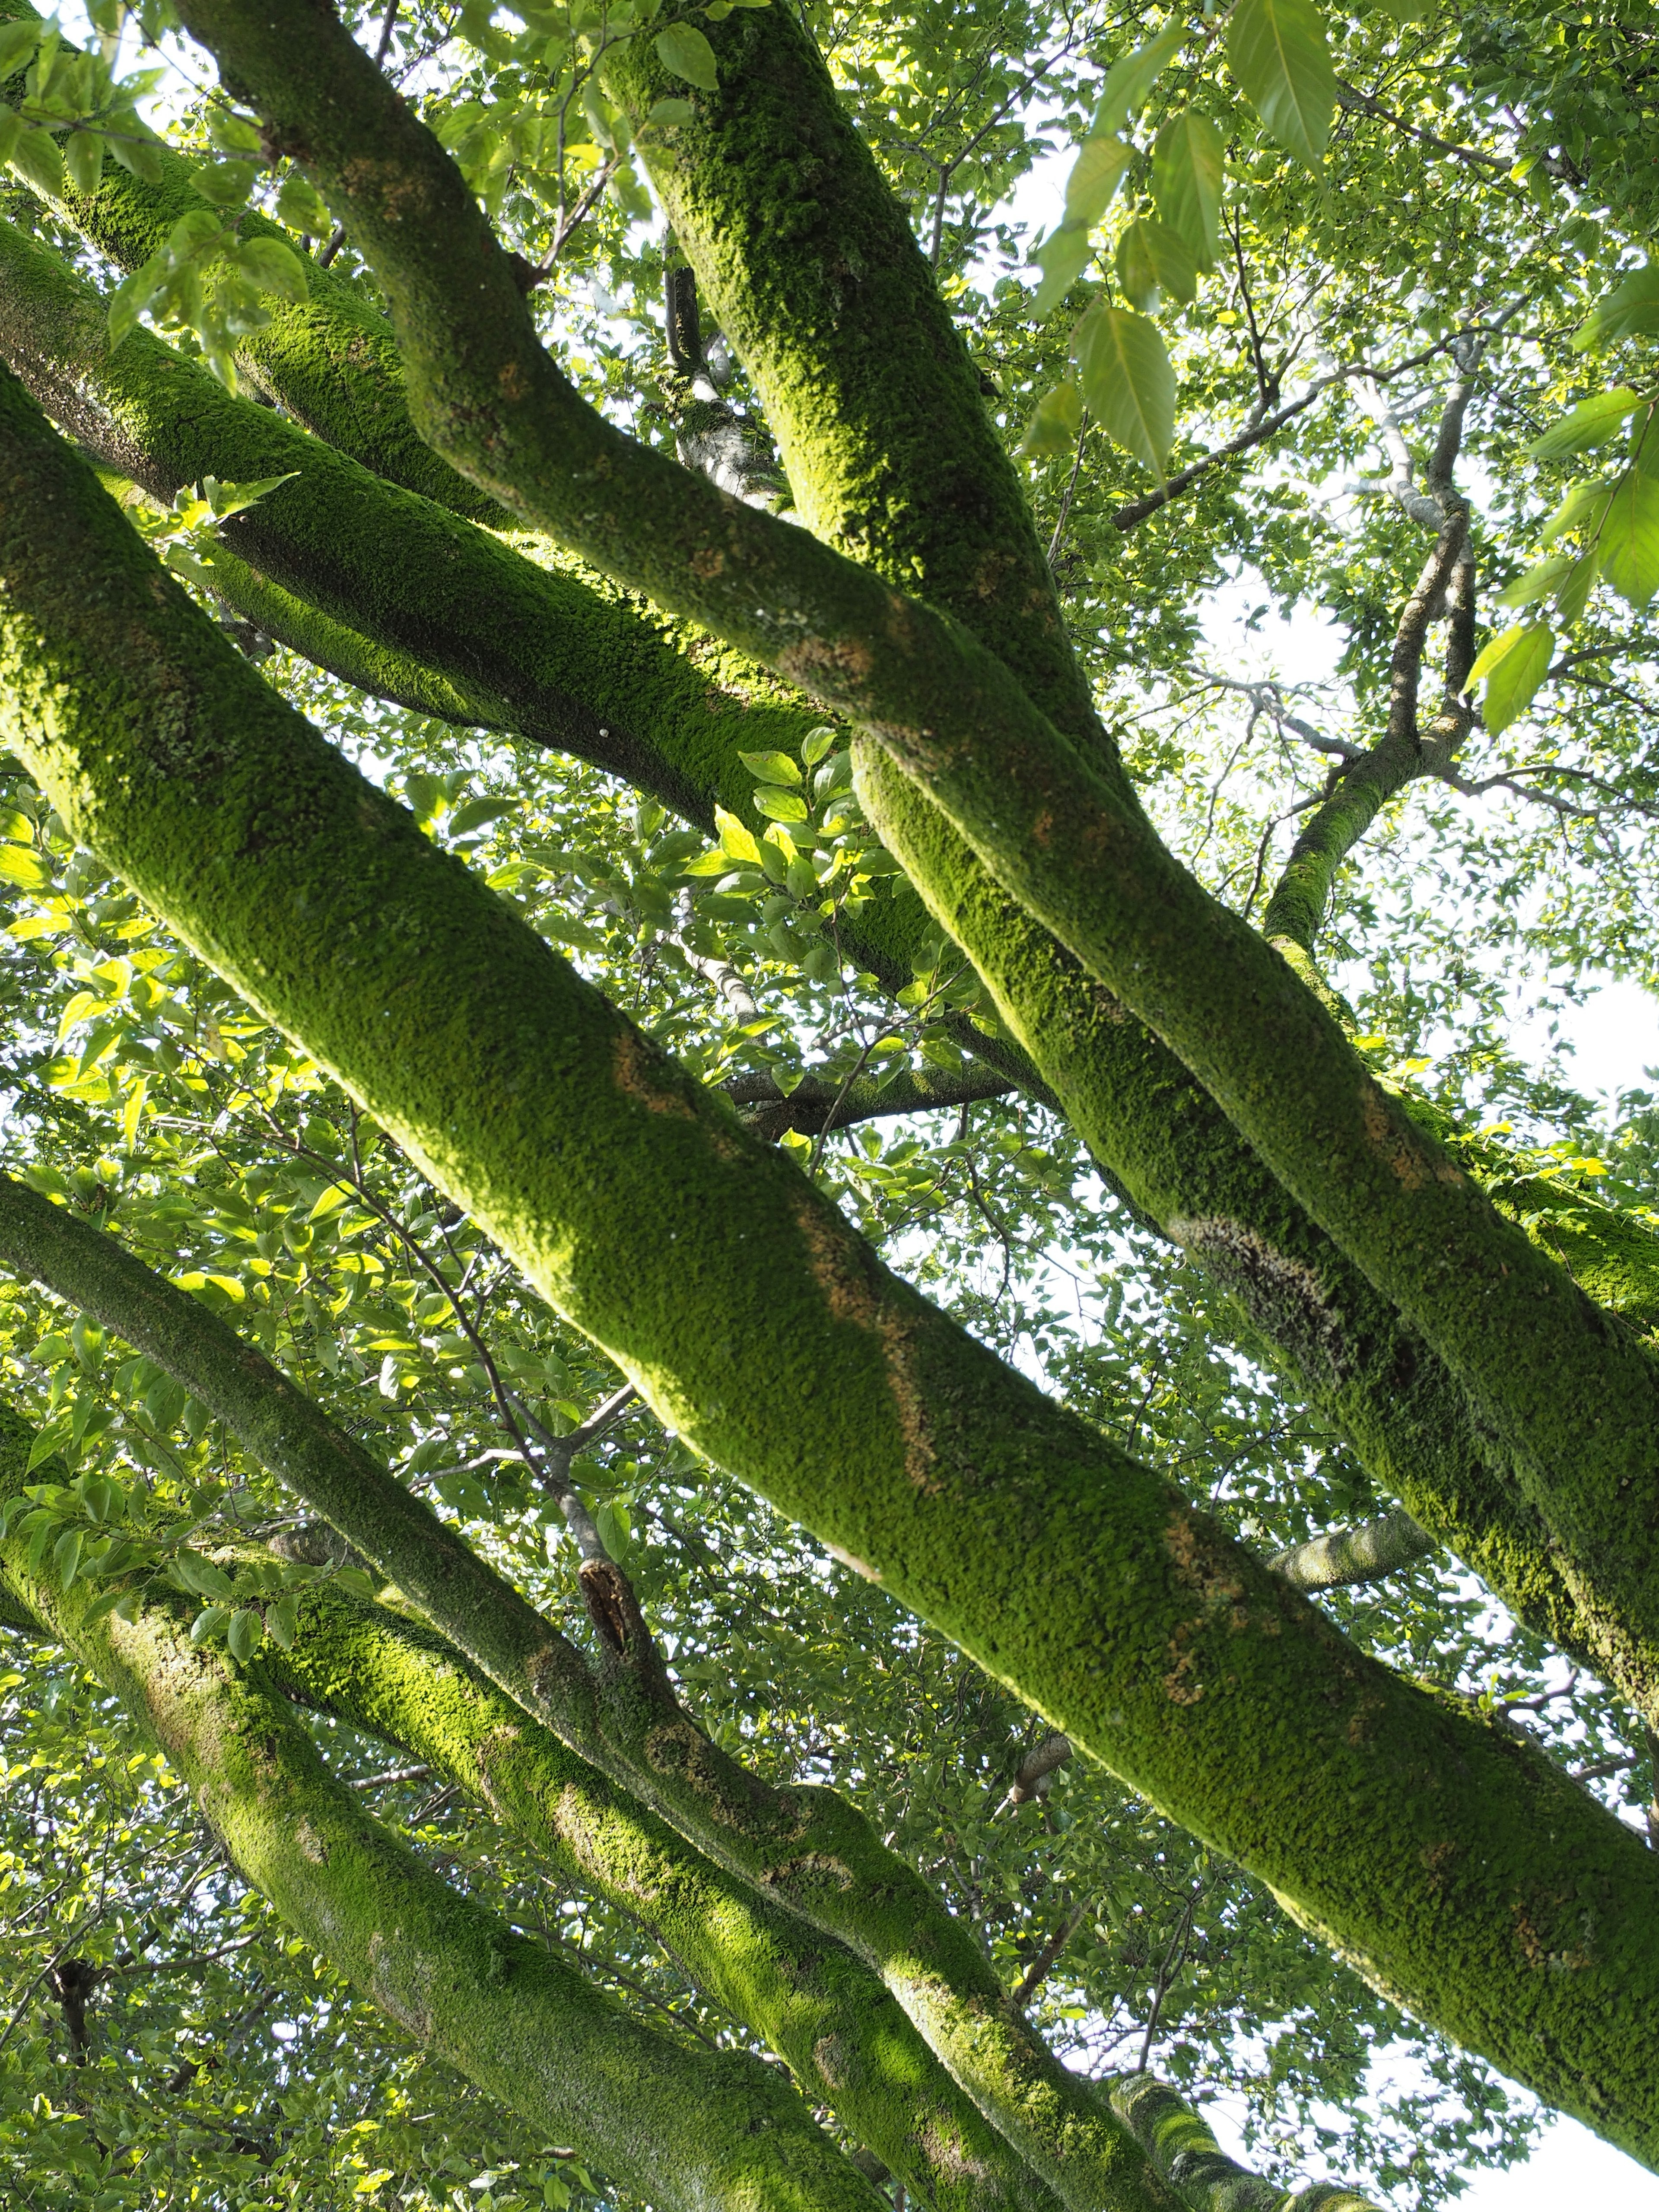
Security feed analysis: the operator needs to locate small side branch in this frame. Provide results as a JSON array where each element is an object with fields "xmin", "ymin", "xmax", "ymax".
[{"xmin": 1270, "ymin": 1507, "xmax": 1439, "ymax": 1593}]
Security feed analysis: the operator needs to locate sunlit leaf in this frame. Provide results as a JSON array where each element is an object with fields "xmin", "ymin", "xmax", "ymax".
[
  {"xmin": 1464, "ymin": 621, "xmax": 1553, "ymax": 733},
  {"xmin": 1154, "ymin": 112, "xmax": 1224, "ymax": 272},
  {"xmin": 1091, "ymin": 20, "xmax": 1187, "ymax": 137},
  {"xmin": 1115, "ymin": 218, "xmax": 1198, "ymax": 311},
  {"xmin": 1228, "ymin": 0, "xmax": 1337, "ymax": 169},
  {"xmin": 1021, "ymin": 379, "xmax": 1084, "ymax": 458},
  {"xmin": 1076, "ymin": 304, "xmax": 1176, "ymax": 476},
  {"xmin": 1526, "ymin": 391, "xmax": 1642, "ymax": 461}
]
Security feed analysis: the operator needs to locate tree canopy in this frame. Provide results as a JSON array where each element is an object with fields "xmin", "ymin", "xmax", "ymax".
[{"xmin": 0, "ymin": 0, "xmax": 1655, "ymax": 2207}]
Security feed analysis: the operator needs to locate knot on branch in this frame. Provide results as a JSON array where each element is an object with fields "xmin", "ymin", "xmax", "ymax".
[{"xmin": 578, "ymin": 1557, "xmax": 648, "ymax": 1660}]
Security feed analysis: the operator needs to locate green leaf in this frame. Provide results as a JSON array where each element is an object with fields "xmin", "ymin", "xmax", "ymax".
[
  {"xmin": 0, "ymin": 843, "xmax": 52, "ymax": 888},
  {"xmin": 738, "ymin": 749, "xmax": 801, "ymax": 785},
  {"xmin": 266, "ymin": 1593, "xmax": 299, "ymax": 1651},
  {"xmin": 1526, "ymin": 391, "xmax": 1642, "ymax": 461},
  {"xmin": 107, "ymin": 251, "xmax": 168, "ymax": 350},
  {"xmin": 1552, "ymin": 548, "xmax": 1600, "ymax": 626},
  {"xmin": 1537, "ymin": 480, "xmax": 1610, "ymax": 547},
  {"xmin": 714, "ymin": 806, "xmax": 762, "ymax": 866},
  {"xmin": 226, "ymin": 1606, "xmax": 264, "ymax": 1661},
  {"xmin": 9, "ymin": 124, "xmax": 65, "ymax": 201},
  {"xmin": 0, "ymin": 111, "xmax": 22, "ymax": 169},
  {"xmin": 108, "ymin": 127, "xmax": 165, "ymax": 184},
  {"xmin": 190, "ymin": 1604, "xmax": 230, "ymax": 1645},
  {"xmin": 63, "ymin": 129, "xmax": 102, "ymax": 200},
  {"xmin": 1372, "ymin": 0, "xmax": 1433, "ymax": 17},
  {"xmin": 1227, "ymin": 0, "xmax": 1337, "ymax": 169},
  {"xmin": 1154, "ymin": 113, "xmax": 1224, "ymax": 272},
  {"xmin": 206, "ymin": 108, "xmax": 263, "ymax": 155},
  {"xmin": 753, "ymin": 786, "xmax": 809, "ymax": 823},
  {"xmin": 1062, "ymin": 134, "xmax": 1131, "ymax": 231},
  {"xmin": 1465, "ymin": 622, "xmax": 1553, "ymax": 734},
  {"xmin": 191, "ymin": 158, "xmax": 257, "ymax": 208},
  {"xmin": 1574, "ymin": 266, "xmax": 1659, "ymax": 353},
  {"xmin": 654, "ymin": 22, "xmax": 718, "ymax": 92},
  {"xmin": 1092, "ymin": 20, "xmax": 1187, "ymax": 137},
  {"xmin": 644, "ymin": 95, "xmax": 696, "ymax": 128},
  {"xmin": 0, "ymin": 22, "xmax": 41, "ymax": 74},
  {"xmin": 1021, "ymin": 379, "xmax": 1084, "ymax": 459},
  {"xmin": 1114, "ymin": 218, "xmax": 1198, "ymax": 312},
  {"xmin": 54, "ymin": 1527, "xmax": 83, "ymax": 1589},
  {"xmin": 1077, "ymin": 305, "xmax": 1176, "ymax": 476},
  {"xmin": 1596, "ymin": 467, "xmax": 1659, "ymax": 610},
  {"xmin": 449, "ymin": 795, "xmax": 515, "ymax": 838},
  {"xmin": 235, "ymin": 236, "xmax": 309, "ymax": 304},
  {"xmin": 274, "ymin": 170, "xmax": 331, "ymax": 235},
  {"xmin": 176, "ymin": 1552, "xmax": 236, "ymax": 1602},
  {"xmin": 1495, "ymin": 554, "xmax": 1575, "ymax": 610},
  {"xmin": 1029, "ymin": 224, "xmax": 1093, "ymax": 321}
]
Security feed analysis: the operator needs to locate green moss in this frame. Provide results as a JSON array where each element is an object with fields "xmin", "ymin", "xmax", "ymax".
[
  {"xmin": 602, "ymin": 5, "xmax": 1110, "ymax": 773},
  {"xmin": 270, "ymin": 1571, "xmax": 1065, "ymax": 2212},
  {"xmin": 2, "ymin": 372, "xmax": 1658, "ymax": 2170},
  {"xmin": 0, "ymin": 1412, "xmax": 887, "ymax": 2212}
]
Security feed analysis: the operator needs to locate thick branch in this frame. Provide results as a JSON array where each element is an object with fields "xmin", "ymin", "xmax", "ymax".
[
  {"xmin": 0, "ymin": 1419, "xmax": 885, "ymax": 2212},
  {"xmin": 167, "ymin": 0, "xmax": 1659, "ymax": 1710},
  {"xmin": 725, "ymin": 1065, "xmax": 1014, "ymax": 1140},
  {"xmin": 0, "ymin": 1176, "xmax": 1157, "ymax": 2212},
  {"xmin": 0, "ymin": 380, "xmax": 1656, "ymax": 2164},
  {"xmin": 7, "ymin": 98, "xmax": 1613, "ymax": 1715}
]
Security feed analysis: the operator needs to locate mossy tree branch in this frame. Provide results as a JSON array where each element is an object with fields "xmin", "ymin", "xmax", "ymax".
[
  {"xmin": 0, "ymin": 1172, "xmax": 1164, "ymax": 2212},
  {"xmin": 1, "ymin": 370, "xmax": 1657, "ymax": 2168},
  {"xmin": 10, "ymin": 86, "xmax": 1638, "ymax": 1724},
  {"xmin": 0, "ymin": 1415, "xmax": 890, "ymax": 2212},
  {"xmin": 165, "ymin": 0, "xmax": 1659, "ymax": 1707}
]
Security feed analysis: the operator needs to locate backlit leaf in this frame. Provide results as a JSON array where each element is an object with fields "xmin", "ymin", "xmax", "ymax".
[
  {"xmin": 1596, "ymin": 468, "xmax": 1659, "ymax": 610},
  {"xmin": 1114, "ymin": 219, "xmax": 1198, "ymax": 312},
  {"xmin": 1154, "ymin": 113, "xmax": 1224, "ymax": 272},
  {"xmin": 1228, "ymin": 0, "xmax": 1336, "ymax": 170},
  {"xmin": 1465, "ymin": 622, "xmax": 1553, "ymax": 734},
  {"xmin": 1092, "ymin": 20, "xmax": 1187, "ymax": 137},
  {"xmin": 1526, "ymin": 391, "xmax": 1641, "ymax": 461},
  {"xmin": 1021, "ymin": 380, "xmax": 1084, "ymax": 458},
  {"xmin": 1077, "ymin": 304, "xmax": 1176, "ymax": 476},
  {"xmin": 1574, "ymin": 266, "xmax": 1659, "ymax": 352},
  {"xmin": 1062, "ymin": 135, "xmax": 1131, "ymax": 231},
  {"xmin": 1029, "ymin": 224, "xmax": 1093, "ymax": 321}
]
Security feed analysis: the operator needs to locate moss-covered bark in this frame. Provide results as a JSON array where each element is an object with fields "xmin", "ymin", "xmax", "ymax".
[
  {"xmin": 0, "ymin": 1418, "xmax": 889, "ymax": 2212},
  {"xmin": 259, "ymin": 1565, "xmax": 1071, "ymax": 2212},
  {"xmin": 22, "ymin": 197, "xmax": 1625, "ymax": 1708},
  {"xmin": 595, "ymin": 9, "xmax": 1636, "ymax": 1703},
  {"xmin": 168, "ymin": 0, "xmax": 1659, "ymax": 1698},
  {"xmin": 0, "ymin": 1180, "xmax": 1084, "ymax": 2212},
  {"xmin": 2, "ymin": 368, "xmax": 1657, "ymax": 2165}
]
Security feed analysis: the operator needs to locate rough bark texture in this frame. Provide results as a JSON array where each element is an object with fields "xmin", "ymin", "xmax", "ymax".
[
  {"xmin": 21, "ymin": 83, "xmax": 1653, "ymax": 1729},
  {"xmin": 0, "ymin": 1415, "xmax": 890, "ymax": 2212},
  {"xmin": 0, "ymin": 372, "xmax": 1656, "ymax": 2165},
  {"xmin": 166, "ymin": 0, "xmax": 1659, "ymax": 1716}
]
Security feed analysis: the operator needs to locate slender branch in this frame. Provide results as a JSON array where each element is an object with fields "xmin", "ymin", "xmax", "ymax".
[{"xmin": 1012, "ymin": 1897, "xmax": 1092, "ymax": 2013}]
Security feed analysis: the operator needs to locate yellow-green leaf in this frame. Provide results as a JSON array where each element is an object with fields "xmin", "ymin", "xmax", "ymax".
[
  {"xmin": 1029, "ymin": 223, "xmax": 1093, "ymax": 321},
  {"xmin": 1465, "ymin": 622, "xmax": 1553, "ymax": 734},
  {"xmin": 1021, "ymin": 380, "xmax": 1084, "ymax": 459},
  {"xmin": 655, "ymin": 22, "xmax": 718, "ymax": 92},
  {"xmin": 1062, "ymin": 134, "xmax": 1131, "ymax": 231},
  {"xmin": 1091, "ymin": 20, "xmax": 1187, "ymax": 137},
  {"xmin": 1077, "ymin": 305, "xmax": 1175, "ymax": 477},
  {"xmin": 1526, "ymin": 390, "xmax": 1641, "ymax": 461},
  {"xmin": 1114, "ymin": 218, "xmax": 1198, "ymax": 312},
  {"xmin": 1154, "ymin": 112, "xmax": 1224, "ymax": 273},
  {"xmin": 0, "ymin": 843, "xmax": 52, "ymax": 890},
  {"xmin": 1228, "ymin": 0, "xmax": 1336, "ymax": 169}
]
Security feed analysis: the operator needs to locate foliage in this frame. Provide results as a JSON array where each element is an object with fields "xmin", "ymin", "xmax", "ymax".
[{"xmin": 0, "ymin": 0, "xmax": 1654, "ymax": 2207}]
